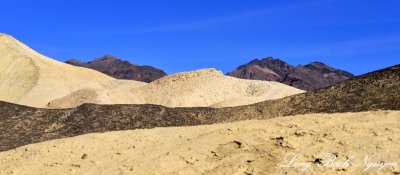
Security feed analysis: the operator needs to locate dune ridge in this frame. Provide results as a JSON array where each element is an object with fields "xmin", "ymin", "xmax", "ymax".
[
  {"xmin": 129, "ymin": 68, "xmax": 304, "ymax": 107},
  {"xmin": 47, "ymin": 68, "xmax": 304, "ymax": 108}
]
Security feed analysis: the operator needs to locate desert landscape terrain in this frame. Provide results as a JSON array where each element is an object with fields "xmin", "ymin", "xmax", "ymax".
[
  {"xmin": 1, "ymin": 111, "xmax": 398, "ymax": 175},
  {"xmin": 0, "ymin": 34, "xmax": 303, "ymax": 109},
  {"xmin": 0, "ymin": 32, "xmax": 398, "ymax": 175},
  {"xmin": 46, "ymin": 68, "xmax": 304, "ymax": 108}
]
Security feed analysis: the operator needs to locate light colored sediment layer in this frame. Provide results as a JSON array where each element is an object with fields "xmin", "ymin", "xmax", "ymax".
[
  {"xmin": 0, "ymin": 110, "xmax": 398, "ymax": 175},
  {"xmin": 48, "ymin": 68, "xmax": 304, "ymax": 108},
  {"xmin": 0, "ymin": 34, "xmax": 145, "ymax": 107},
  {"xmin": 0, "ymin": 33, "xmax": 303, "ymax": 108},
  {"xmin": 131, "ymin": 68, "xmax": 304, "ymax": 107},
  {"xmin": 45, "ymin": 80, "xmax": 146, "ymax": 108}
]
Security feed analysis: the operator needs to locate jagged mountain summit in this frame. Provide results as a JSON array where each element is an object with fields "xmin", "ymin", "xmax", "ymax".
[
  {"xmin": 227, "ymin": 57, "xmax": 354, "ymax": 91},
  {"xmin": 66, "ymin": 55, "xmax": 167, "ymax": 82}
]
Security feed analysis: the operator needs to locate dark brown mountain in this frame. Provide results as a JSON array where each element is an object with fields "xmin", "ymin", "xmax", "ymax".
[
  {"xmin": 0, "ymin": 64, "xmax": 398, "ymax": 151},
  {"xmin": 227, "ymin": 57, "xmax": 354, "ymax": 91},
  {"xmin": 66, "ymin": 55, "xmax": 167, "ymax": 82}
]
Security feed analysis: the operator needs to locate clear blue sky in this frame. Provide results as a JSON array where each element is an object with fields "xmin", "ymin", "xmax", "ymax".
[{"xmin": 1, "ymin": 0, "xmax": 399, "ymax": 75}]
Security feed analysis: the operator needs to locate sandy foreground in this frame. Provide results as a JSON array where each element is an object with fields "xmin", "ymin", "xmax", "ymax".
[{"xmin": 0, "ymin": 111, "xmax": 398, "ymax": 175}]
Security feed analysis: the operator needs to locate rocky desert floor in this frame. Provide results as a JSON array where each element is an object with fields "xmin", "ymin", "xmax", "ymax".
[{"xmin": 0, "ymin": 110, "xmax": 398, "ymax": 175}]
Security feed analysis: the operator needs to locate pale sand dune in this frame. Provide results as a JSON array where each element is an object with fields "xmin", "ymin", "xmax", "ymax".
[
  {"xmin": 48, "ymin": 68, "xmax": 304, "ymax": 108},
  {"xmin": 130, "ymin": 68, "xmax": 304, "ymax": 107},
  {"xmin": 0, "ymin": 33, "xmax": 144, "ymax": 107},
  {"xmin": 0, "ymin": 33, "xmax": 302, "ymax": 108},
  {"xmin": 0, "ymin": 111, "xmax": 398, "ymax": 175}
]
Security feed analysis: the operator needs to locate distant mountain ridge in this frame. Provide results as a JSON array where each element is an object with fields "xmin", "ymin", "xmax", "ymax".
[
  {"xmin": 227, "ymin": 57, "xmax": 354, "ymax": 91},
  {"xmin": 66, "ymin": 55, "xmax": 167, "ymax": 82}
]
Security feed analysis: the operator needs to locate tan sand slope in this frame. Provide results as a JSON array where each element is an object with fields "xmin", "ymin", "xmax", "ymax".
[
  {"xmin": 0, "ymin": 33, "xmax": 131, "ymax": 107},
  {"xmin": 0, "ymin": 111, "xmax": 398, "ymax": 175},
  {"xmin": 48, "ymin": 68, "xmax": 304, "ymax": 108},
  {"xmin": 0, "ymin": 33, "xmax": 302, "ymax": 108},
  {"xmin": 45, "ymin": 80, "xmax": 146, "ymax": 108},
  {"xmin": 130, "ymin": 68, "xmax": 304, "ymax": 107}
]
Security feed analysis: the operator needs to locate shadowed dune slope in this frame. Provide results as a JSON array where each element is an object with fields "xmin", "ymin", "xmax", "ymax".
[{"xmin": 0, "ymin": 64, "xmax": 398, "ymax": 151}]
